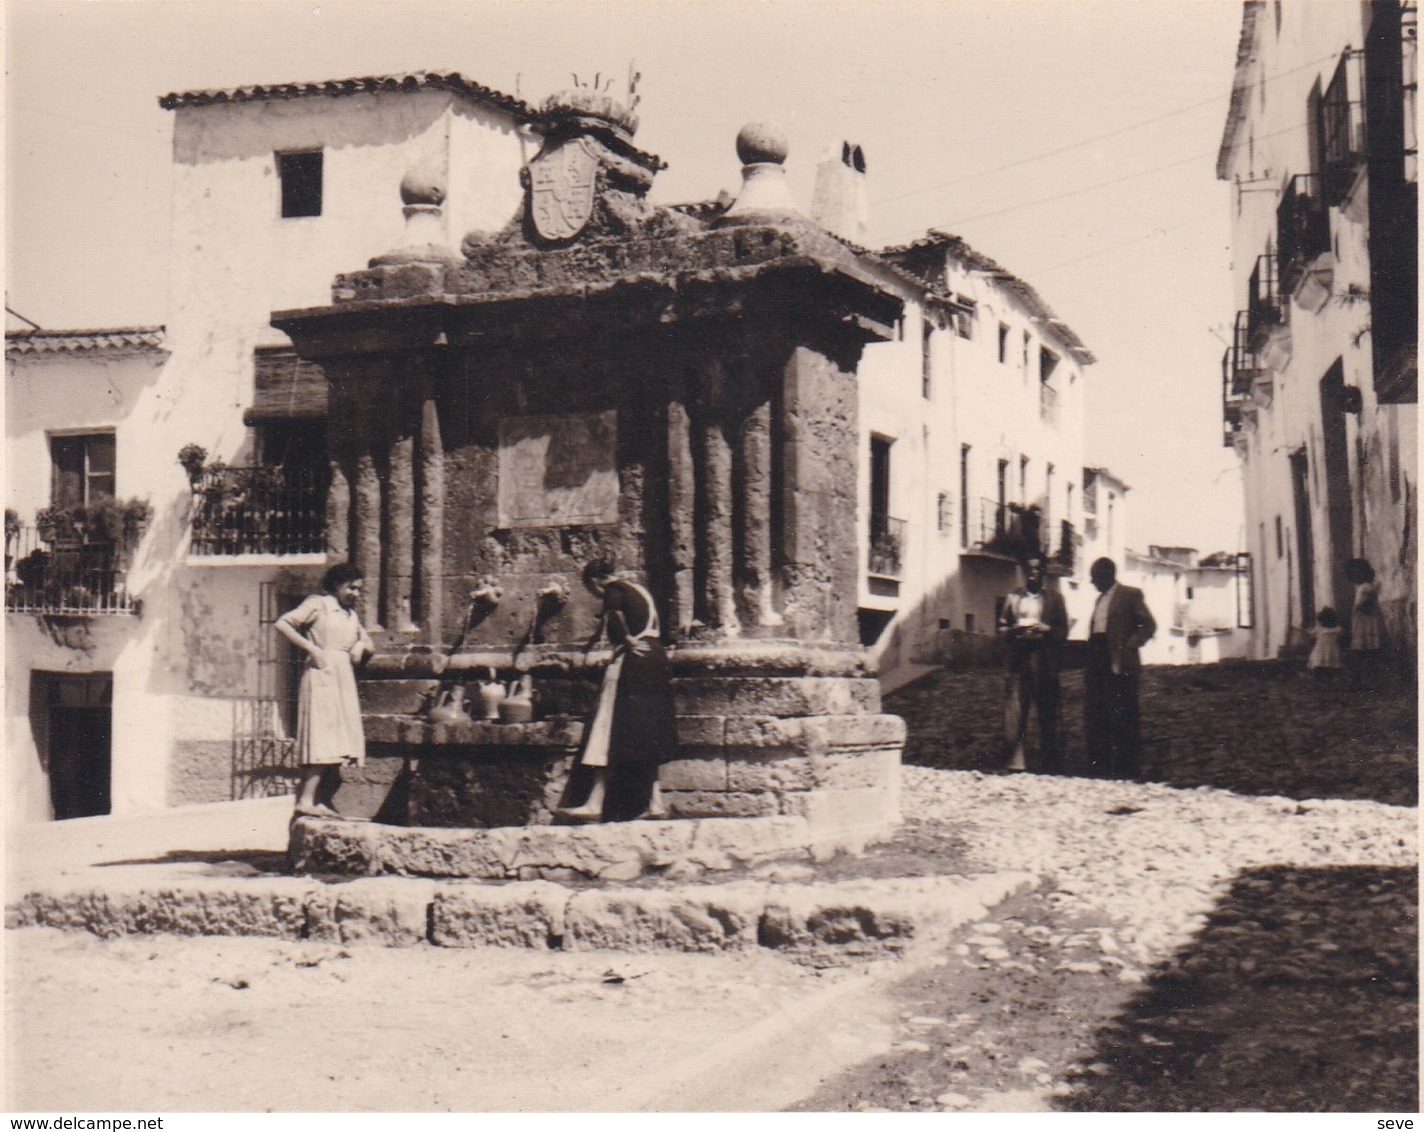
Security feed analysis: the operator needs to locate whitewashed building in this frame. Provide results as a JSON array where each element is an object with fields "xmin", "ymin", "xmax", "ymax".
[
  {"xmin": 1217, "ymin": 0, "xmax": 1416, "ymax": 662},
  {"xmin": 6, "ymin": 73, "xmax": 534, "ymax": 822}
]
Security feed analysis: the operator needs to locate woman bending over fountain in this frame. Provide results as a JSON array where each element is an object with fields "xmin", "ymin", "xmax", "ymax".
[
  {"xmin": 275, "ymin": 562, "xmax": 373, "ymax": 819},
  {"xmin": 558, "ymin": 560, "xmax": 675, "ymax": 822}
]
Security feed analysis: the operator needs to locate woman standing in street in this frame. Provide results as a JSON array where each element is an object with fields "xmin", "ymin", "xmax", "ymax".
[
  {"xmin": 1345, "ymin": 558, "xmax": 1385, "ymax": 692},
  {"xmin": 557, "ymin": 560, "xmax": 675, "ymax": 823},
  {"xmin": 275, "ymin": 563, "xmax": 373, "ymax": 818}
]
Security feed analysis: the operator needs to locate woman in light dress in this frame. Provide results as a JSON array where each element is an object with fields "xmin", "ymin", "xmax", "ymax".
[{"xmin": 275, "ymin": 563, "xmax": 373, "ymax": 818}]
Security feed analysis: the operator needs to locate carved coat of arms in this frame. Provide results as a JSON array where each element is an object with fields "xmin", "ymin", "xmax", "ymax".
[{"xmin": 529, "ymin": 136, "xmax": 598, "ymax": 241}]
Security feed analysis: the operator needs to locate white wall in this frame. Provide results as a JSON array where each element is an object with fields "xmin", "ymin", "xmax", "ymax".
[
  {"xmin": 1224, "ymin": 1, "xmax": 1417, "ymax": 660},
  {"xmin": 855, "ymin": 249, "xmax": 1089, "ymax": 674}
]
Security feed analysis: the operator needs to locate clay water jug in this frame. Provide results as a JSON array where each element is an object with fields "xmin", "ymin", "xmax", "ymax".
[
  {"xmin": 427, "ymin": 685, "xmax": 473, "ymax": 725},
  {"xmin": 499, "ymin": 674, "xmax": 534, "ymax": 724},
  {"xmin": 477, "ymin": 668, "xmax": 507, "ymax": 721}
]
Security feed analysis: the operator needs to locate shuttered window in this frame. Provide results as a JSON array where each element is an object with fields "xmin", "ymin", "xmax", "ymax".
[
  {"xmin": 50, "ymin": 433, "xmax": 115, "ymax": 507},
  {"xmin": 245, "ymin": 349, "xmax": 329, "ymax": 424}
]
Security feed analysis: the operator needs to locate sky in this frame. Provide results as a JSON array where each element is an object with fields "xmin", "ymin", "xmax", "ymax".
[{"xmin": 6, "ymin": 0, "xmax": 1249, "ymax": 554}]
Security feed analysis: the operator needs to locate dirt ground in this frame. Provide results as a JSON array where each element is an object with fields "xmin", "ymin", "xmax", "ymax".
[{"xmin": 5, "ymin": 929, "xmax": 908, "ymax": 1113}]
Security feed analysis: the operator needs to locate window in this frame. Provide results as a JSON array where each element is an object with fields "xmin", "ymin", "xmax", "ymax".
[
  {"xmin": 921, "ymin": 320, "xmax": 934, "ymax": 399},
  {"xmin": 1040, "ymin": 347, "xmax": 1060, "ymax": 385},
  {"xmin": 997, "ymin": 459, "xmax": 1009, "ymax": 532},
  {"xmin": 1021, "ymin": 331, "xmax": 1030, "ymax": 370},
  {"xmin": 1019, "ymin": 456, "xmax": 1029, "ymax": 503},
  {"xmin": 937, "ymin": 491, "xmax": 952, "ymax": 532},
  {"xmin": 870, "ymin": 436, "xmax": 893, "ymax": 539},
  {"xmin": 964, "ymin": 613, "xmax": 976, "ymax": 633},
  {"xmin": 998, "ymin": 323, "xmax": 1009, "ymax": 364},
  {"xmin": 1275, "ymin": 514, "xmax": 1284, "ymax": 558},
  {"xmin": 277, "ymin": 150, "xmax": 323, "ymax": 218},
  {"xmin": 51, "ymin": 432, "xmax": 116, "ymax": 507},
  {"xmin": 960, "ymin": 444, "xmax": 971, "ymax": 547},
  {"xmin": 956, "ymin": 301, "xmax": 976, "ymax": 340}
]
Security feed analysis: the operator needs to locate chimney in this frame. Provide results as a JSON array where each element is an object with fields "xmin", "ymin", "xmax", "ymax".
[{"xmin": 810, "ymin": 140, "xmax": 868, "ymax": 245}]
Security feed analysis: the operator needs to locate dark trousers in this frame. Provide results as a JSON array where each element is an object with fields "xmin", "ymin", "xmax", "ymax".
[
  {"xmin": 1003, "ymin": 644, "xmax": 1062, "ymax": 772},
  {"xmin": 1085, "ymin": 634, "xmax": 1140, "ymax": 779}
]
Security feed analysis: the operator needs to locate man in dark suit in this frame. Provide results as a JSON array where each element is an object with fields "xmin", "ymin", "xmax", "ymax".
[
  {"xmin": 1085, "ymin": 557, "xmax": 1157, "ymax": 779},
  {"xmin": 997, "ymin": 552, "xmax": 1069, "ymax": 774}
]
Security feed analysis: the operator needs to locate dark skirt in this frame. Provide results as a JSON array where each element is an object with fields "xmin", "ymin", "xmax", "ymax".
[{"xmin": 561, "ymin": 640, "xmax": 678, "ymax": 821}]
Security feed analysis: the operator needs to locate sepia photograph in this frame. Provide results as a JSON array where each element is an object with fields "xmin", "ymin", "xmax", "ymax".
[{"xmin": 4, "ymin": 0, "xmax": 1417, "ymax": 1117}]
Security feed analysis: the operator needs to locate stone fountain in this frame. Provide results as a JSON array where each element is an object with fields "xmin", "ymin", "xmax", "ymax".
[{"xmin": 273, "ymin": 91, "xmax": 907, "ymax": 881}]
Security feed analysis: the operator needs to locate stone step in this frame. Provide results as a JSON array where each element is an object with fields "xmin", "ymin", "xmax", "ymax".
[{"xmin": 7, "ymin": 870, "xmax": 1036, "ymax": 960}]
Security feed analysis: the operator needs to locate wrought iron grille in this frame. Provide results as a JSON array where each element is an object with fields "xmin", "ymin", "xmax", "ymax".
[
  {"xmin": 1247, "ymin": 253, "xmax": 1282, "ymax": 341},
  {"xmin": 190, "ymin": 465, "xmax": 328, "ymax": 556},
  {"xmin": 1320, "ymin": 51, "xmax": 1364, "ymax": 205},
  {"xmin": 868, "ymin": 516, "xmax": 906, "ymax": 577},
  {"xmin": 1276, "ymin": 173, "xmax": 1330, "ymax": 295},
  {"xmin": 4, "ymin": 524, "xmax": 138, "ymax": 614}
]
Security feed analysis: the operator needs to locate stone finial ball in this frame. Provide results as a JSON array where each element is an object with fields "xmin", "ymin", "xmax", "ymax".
[
  {"xmin": 736, "ymin": 121, "xmax": 788, "ymax": 166},
  {"xmin": 400, "ymin": 165, "xmax": 446, "ymax": 207}
]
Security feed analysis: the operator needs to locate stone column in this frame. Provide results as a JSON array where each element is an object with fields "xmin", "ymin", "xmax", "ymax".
[
  {"xmin": 696, "ymin": 389, "xmax": 739, "ymax": 635},
  {"xmin": 418, "ymin": 385, "xmax": 445, "ymax": 646},
  {"xmin": 385, "ymin": 413, "xmax": 418, "ymax": 632},
  {"xmin": 352, "ymin": 397, "xmax": 384, "ymax": 630},
  {"xmin": 738, "ymin": 397, "xmax": 780, "ymax": 630},
  {"xmin": 324, "ymin": 459, "xmax": 351, "ymax": 562},
  {"xmin": 666, "ymin": 398, "xmax": 696, "ymax": 634},
  {"xmin": 779, "ymin": 343, "xmax": 859, "ymax": 643}
]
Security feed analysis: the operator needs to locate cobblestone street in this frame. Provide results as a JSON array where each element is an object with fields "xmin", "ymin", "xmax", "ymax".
[
  {"xmin": 891, "ymin": 658, "xmax": 1417, "ymax": 806},
  {"xmin": 789, "ymin": 659, "xmax": 1418, "ymax": 1112}
]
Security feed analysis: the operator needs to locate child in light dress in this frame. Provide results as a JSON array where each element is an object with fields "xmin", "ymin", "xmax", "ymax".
[
  {"xmin": 275, "ymin": 563, "xmax": 373, "ymax": 818},
  {"xmin": 1307, "ymin": 606, "xmax": 1343, "ymax": 682}
]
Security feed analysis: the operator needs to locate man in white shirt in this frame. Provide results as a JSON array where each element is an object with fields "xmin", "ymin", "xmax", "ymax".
[
  {"xmin": 997, "ymin": 553, "xmax": 1069, "ymax": 773},
  {"xmin": 1085, "ymin": 557, "xmax": 1157, "ymax": 779}
]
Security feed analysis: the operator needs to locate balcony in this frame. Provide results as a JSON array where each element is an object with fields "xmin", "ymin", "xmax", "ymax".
[
  {"xmin": 1277, "ymin": 174, "xmax": 1330, "ymax": 297},
  {"xmin": 1039, "ymin": 382, "xmax": 1059, "ymax": 426},
  {"xmin": 965, "ymin": 498, "xmax": 1044, "ymax": 559},
  {"xmin": 1319, "ymin": 50, "xmax": 1364, "ymax": 207},
  {"xmin": 1222, "ymin": 347, "xmax": 1249, "ymax": 447},
  {"xmin": 190, "ymin": 465, "xmax": 328, "ymax": 557},
  {"xmin": 5, "ymin": 524, "xmax": 138, "ymax": 615},
  {"xmin": 1247, "ymin": 254, "xmax": 1283, "ymax": 344},
  {"xmin": 868, "ymin": 516, "xmax": 906, "ymax": 577},
  {"xmin": 1052, "ymin": 519, "xmax": 1081, "ymax": 575}
]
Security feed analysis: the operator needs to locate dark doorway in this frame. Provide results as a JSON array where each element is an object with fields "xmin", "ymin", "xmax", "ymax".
[
  {"xmin": 1290, "ymin": 448, "xmax": 1316, "ymax": 627},
  {"xmin": 36, "ymin": 673, "xmax": 112, "ymax": 819},
  {"xmin": 1318, "ymin": 361, "xmax": 1355, "ymax": 614}
]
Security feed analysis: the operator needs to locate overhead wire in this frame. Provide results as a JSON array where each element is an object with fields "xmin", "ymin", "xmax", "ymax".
[
  {"xmin": 876, "ymin": 50, "xmax": 1341, "ymax": 210},
  {"xmin": 879, "ymin": 119, "xmax": 1308, "ymax": 247}
]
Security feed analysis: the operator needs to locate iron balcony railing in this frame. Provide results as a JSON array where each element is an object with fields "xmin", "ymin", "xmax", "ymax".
[
  {"xmin": 1039, "ymin": 382, "xmax": 1059, "ymax": 425},
  {"xmin": 1320, "ymin": 50, "xmax": 1364, "ymax": 206},
  {"xmin": 5, "ymin": 524, "xmax": 138, "ymax": 614},
  {"xmin": 1222, "ymin": 346, "xmax": 1249, "ymax": 446},
  {"xmin": 1277, "ymin": 173, "xmax": 1330, "ymax": 296},
  {"xmin": 868, "ymin": 515, "xmax": 906, "ymax": 577},
  {"xmin": 1229, "ymin": 310, "xmax": 1265, "ymax": 397},
  {"xmin": 190, "ymin": 465, "xmax": 329, "ymax": 556},
  {"xmin": 1247, "ymin": 253, "xmax": 1283, "ymax": 342},
  {"xmin": 968, "ymin": 498, "xmax": 1044, "ymax": 558}
]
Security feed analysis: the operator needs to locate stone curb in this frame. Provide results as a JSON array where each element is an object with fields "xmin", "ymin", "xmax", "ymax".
[{"xmin": 7, "ymin": 871, "xmax": 1036, "ymax": 958}]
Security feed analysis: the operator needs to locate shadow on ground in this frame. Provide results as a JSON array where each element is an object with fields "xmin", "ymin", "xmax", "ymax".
[
  {"xmin": 1057, "ymin": 864, "xmax": 1418, "ymax": 1112},
  {"xmin": 890, "ymin": 660, "xmax": 1417, "ymax": 807},
  {"xmin": 95, "ymin": 849, "xmax": 289, "ymax": 873}
]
